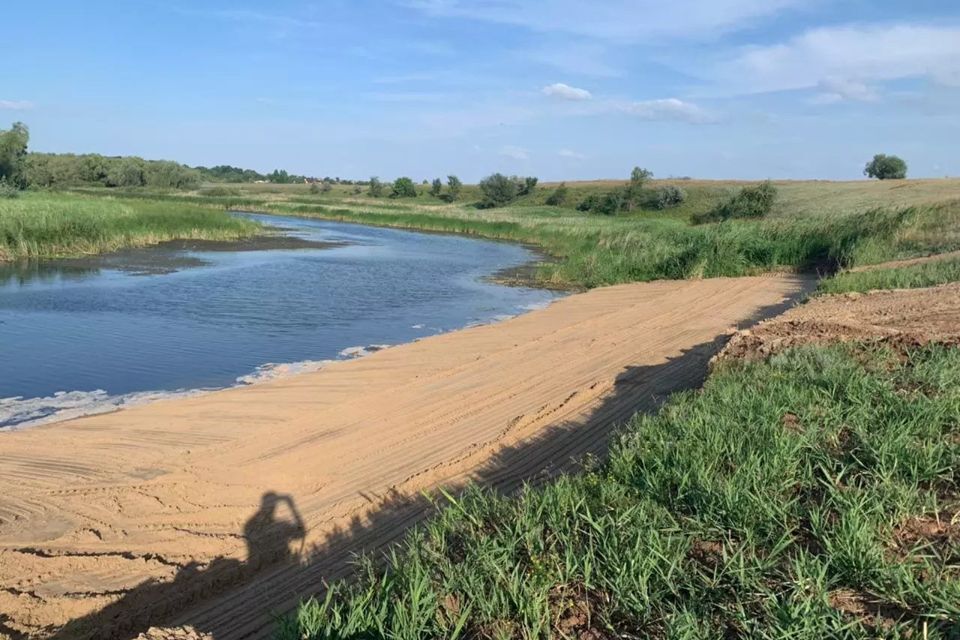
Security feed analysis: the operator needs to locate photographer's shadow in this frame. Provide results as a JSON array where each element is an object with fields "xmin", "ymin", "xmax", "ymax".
[{"xmin": 48, "ymin": 492, "xmax": 306, "ymax": 640}]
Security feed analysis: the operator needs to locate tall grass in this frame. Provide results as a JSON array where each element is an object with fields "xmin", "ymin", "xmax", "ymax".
[
  {"xmin": 0, "ymin": 192, "xmax": 260, "ymax": 260},
  {"xmin": 819, "ymin": 257, "xmax": 960, "ymax": 294},
  {"xmin": 280, "ymin": 344, "xmax": 960, "ymax": 639}
]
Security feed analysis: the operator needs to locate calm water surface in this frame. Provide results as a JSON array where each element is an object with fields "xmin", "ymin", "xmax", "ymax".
[{"xmin": 0, "ymin": 213, "xmax": 559, "ymax": 428}]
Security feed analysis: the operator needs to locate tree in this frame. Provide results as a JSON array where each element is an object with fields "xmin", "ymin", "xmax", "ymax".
[
  {"xmin": 368, "ymin": 177, "xmax": 384, "ymax": 197},
  {"xmin": 447, "ymin": 175, "xmax": 462, "ymax": 201},
  {"xmin": 479, "ymin": 173, "xmax": 518, "ymax": 208},
  {"xmin": 268, "ymin": 169, "xmax": 292, "ymax": 184},
  {"xmin": 517, "ymin": 176, "xmax": 538, "ymax": 196},
  {"xmin": 864, "ymin": 154, "xmax": 907, "ymax": 180},
  {"xmin": 545, "ymin": 182, "xmax": 569, "ymax": 206},
  {"xmin": 430, "ymin": 178, "xmax": 443, "ymax": 198},
  {"xmin": 321, "ymin": 180, "xmax": 333, "ymax": 193},
  {"xmin": 0, "ymin": 122, "xmax": 29, "ymax": 188},
  {"xmin": 630, "ymin": 166, "xmax": 653, "ymax": 189},
  {"xmin": 391, "ymin": 176, "xmax": 418, "ymax": 198},
  {"xmin": 107, "ymin": 158, "xmax": 146, "ymax": 187}
]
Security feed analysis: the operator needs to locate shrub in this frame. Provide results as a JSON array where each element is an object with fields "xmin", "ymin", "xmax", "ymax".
[
  {"xmin": 321, "ymin": 181, "xmax": 333, "ymax": 193},
  {"xmin": 655, "ymin": 185, "xmax": 687, "ymax": 209},
  {"xmin": 518, "ymin": 176, "xmax": 538, "ymax": 196},
  {"xmin": 368, "ymin": 177, "xmax": 384, "ymax": 197},
  {"xmin": 391, "ymin": 177, "xmax": 418, "ymax": 198},
  {"xmin": 578, "ymin": 189, "xmax": 628, "ymax": 215},
  {"xmin": 446, "ymin": 175, "xmax": 462, "ymax": 201},
  {"xmin": 864, "ymin": 154, "xmax": 907, "ymax": 180},
  {"xmin": 0, "ymin": 177, "xmax": 20, "ymax": 198},
  {"xmin": 201, "ymin": 186, "xmax": 241, "ymax": 197},
  {"xmin": 478, "ymin": 173, "xmax": 518, "ymax": 208},
  {"xmin": 308, "ymin": 183, "xmax": 320, "ymax": 194},
  {"xmin": 430, "ymin": 178, "xmax": 443, "ymax": 198},
  {"xmin": 696, "ymin": 181, "xmax": 777, "ymax": 223},
  {"xmin": 545, "ymin": 183, "xmax": 569, "ymax": 206}
]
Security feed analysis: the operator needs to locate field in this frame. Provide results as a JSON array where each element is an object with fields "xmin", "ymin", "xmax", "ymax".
[
  {"xmin": 0, "ymin": 191, "xmax": 260, "ymax": 261},
  {"xmin": 64, "ymin": 177, "xmax": 960, "ymax": 289}
]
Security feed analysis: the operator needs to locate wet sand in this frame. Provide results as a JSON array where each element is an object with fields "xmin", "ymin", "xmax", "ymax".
[{"xmin": 0, "ymin": 275, "xmax": 805, "ymax": 639}]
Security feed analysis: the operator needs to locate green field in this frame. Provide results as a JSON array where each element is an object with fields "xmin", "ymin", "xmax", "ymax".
[
  {"xmin": 68, "ymin": 178, "xmax": 960, "ymax": 289},
  {"xmin": 0, "ymin": 192, "xmax": 260, "ymax": 261},
  {"xmin": 280, "ymin": 342, "xmax": 960, "ymax": 639}
]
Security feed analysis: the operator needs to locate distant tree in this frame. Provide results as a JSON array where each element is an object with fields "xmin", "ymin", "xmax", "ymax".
[
  {"xmin": 368, "ymin": 177, "xmax": 384, "ymax": 197},
  {"xmin": 309, "ymin": 182, "xmax": 320, "ymax": 194},
  {"xmin": 0, "ymin": 122, "xmax": 29, "ymax": 188},
  {"xmin": 545, "ymin": 182, "xmax": 569, "ymax": 206},
  {"xmin": 430, "ymin": 178, "xmax": 443, "ymax": 198},
  {"xmin": 391, "ymin": 176, "xmax": 418, "ymax": 198},
  {"xmin": 268, "ymin": 169, "xmax": 292, "ymax": 184},
  {"xmin": 517, "ymin": 176, "xmax": 538, "ymax": 196},
  {"xmin": 447, "ymin": 175, "xmax": 462, "ymax": 201},
  {"xmin": 321, "ymin": 180, "xmax": 333, "ymax": 193},
  {"xmin": 630, "ymin": 166, "xmax": 653, "ymax": 188},
  {"xmin": 479, "ymin": 173, "xmax": 519, "ymax": 208},
  {"xmin": 107, "ymin": 158, "xmax": 146, "ymax": 187},
  {"xmin": 864, "ymin": 154, "xmax": 907, "ymax": 180},
  {"xmin": 625, "ymin": 166, "xmax": 654, "ymax": 208},
  {"xmin": 79, "ymin": 154, "xmax": 110, "ymax": 185},
  {"xmin": 655, "ymin": 185, "xmax": 687, "ymax": 209},
  {"xmin": 353, "ymin": 185, "xmax": 363, "ymax": 195},
  {"xmin": 143, "ymin": 160, "xmax": 200, "ymax": 189}
]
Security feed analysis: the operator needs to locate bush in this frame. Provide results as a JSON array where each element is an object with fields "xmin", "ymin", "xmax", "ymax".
[
  {"xmin": 545, "ymin": 183, "xmax": 569, "ymax": 207},
  {"xmin": 696, "ymin": 181, "xmax": 777, "ymax": 223},
  {"xmin": 429, "ymin": 178, "xmax": 443, "ymax": 198},
  {"xmin": 478, "ymin": 173, "xmax": 518, "ymax": 208},
  {"xmin": 577, "ymin": 189, "xmax": 628, "ymax": 215},
  {"xmin": 391, "ymin": 177, "xmax": 418, "ymax": 198},
  {"xmin": 655, "ymin": 185, "xmax": 687, "ymax": 209},
  {"xmin": 201, "ymin": 186, "xmax": 241, "ymax": 197},
  {"xmin": 446, "ymin": 175, "xmax": 462, "ymax": 201},
  {"xmin": 0, "ymin": 177, "xmax": 20, "ymax": 198},
  {"xmin": 864, "ymin": 154, "xmax": 907, "ymax": 180},
  {"xmin": 321, "ymin": 181, "xmax": 333, "ymax": 193},
  {"xmin": 518, "ymin": 176, "xmax": 538, "ymax": 196},
  {"xmin": 368, "ymin": 177, "xmax": 384, "ymax": 197}
]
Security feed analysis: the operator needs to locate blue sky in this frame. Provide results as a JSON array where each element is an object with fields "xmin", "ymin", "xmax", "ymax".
[{"xmin": 3, "ymin": 0, "xmax": 959, "ymax": 181}]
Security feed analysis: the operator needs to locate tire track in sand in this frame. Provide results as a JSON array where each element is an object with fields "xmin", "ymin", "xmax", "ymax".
[{"xmin": 0, "ymin": 276, "xmax": 807, "ymax": 639}]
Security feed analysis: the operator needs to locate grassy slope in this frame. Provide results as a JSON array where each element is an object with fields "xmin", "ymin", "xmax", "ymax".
[
  {"xmin": 820, "ymin": 257, "xmax": 960, "ymax": 294},
  {"xmin": 0, "ymin": 192, "xmax": 260, "ymax": 261},
  {"xmin": 281, "ymin": 344, "xmax": 960, "ymax": 639},
  {"xmin": 87, "ymin": 178, "xmax": 960, "ymax": 289}
]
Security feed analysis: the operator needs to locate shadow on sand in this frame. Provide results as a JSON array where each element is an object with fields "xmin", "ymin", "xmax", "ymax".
[{"xmin": 30, "ymin": 280, "xmax": 812, "ymax": 640}]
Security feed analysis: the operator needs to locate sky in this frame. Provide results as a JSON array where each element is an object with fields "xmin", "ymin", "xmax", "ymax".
[{"xmin": 2, "ymin": 0, "xmax": 959, "ymax": 181}]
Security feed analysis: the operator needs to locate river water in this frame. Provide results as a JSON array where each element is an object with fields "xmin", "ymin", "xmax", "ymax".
[{"xmin": 0, "ymin": 213, "xmax": 559, "ymax": 428}]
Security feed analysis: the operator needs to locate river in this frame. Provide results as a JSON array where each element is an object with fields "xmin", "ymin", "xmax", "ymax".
[{"xmin": 0, "ymin": 213, "xmax": 559, "ymax": 428}]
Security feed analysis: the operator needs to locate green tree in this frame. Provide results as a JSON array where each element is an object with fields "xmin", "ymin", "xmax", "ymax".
[
  {"xmin": 144, "ymin": 161, "xmax": 200, "ymax": 189},
  {"xmin": 430, "ymin": 178, "xmax": 443, "ymax": 198},
  {"xmin": 107, "ymin": 158, "xmax": 146, "ymax": 187},
  {"xmin": 268, "ymin": 169, "xmax": 291, "ymax": 184},
  {"xmin": 630, "ymin": 166, "xmax": 653, "ymax": 189},
  {"xmin": 447, "ymin": 175, "xmax": 462, "ymax": 201},
  {"xmin": 479, "ymin": 173, "xmax": 518, "ymax": 208},
  {"xmin": 864, "ymin": 154, "xmax": 907, "ymax": 180},
  {"xmin": 391, "ymin": 176, "xmax": 418, "ymax": 198},
  {"xmin": 0, "ymin": 122, "xmax": 29, "ymax": 188},
  {"xmin": 368, "ymin": 177, "xmax": 384, "ymax": 197},
  {"xmin": 517, "ymin": 176, "xmax": 538, "ymax": 196},
  {"xmin": 79, "ymin": 154, "xmax": 110, "ymax": 185},
  {"xmin": 545, "ymin": 182, "xmax": 569, "ymax": 206}
]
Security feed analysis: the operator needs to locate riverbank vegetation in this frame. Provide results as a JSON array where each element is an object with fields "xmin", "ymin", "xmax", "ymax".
[
  {"xmin": 0, "ymin": 192, "xmax": 260, "ymax": 261},
  {"xmin": 280, "ymin": 339, "xmax": 960, "ymax": 639}
]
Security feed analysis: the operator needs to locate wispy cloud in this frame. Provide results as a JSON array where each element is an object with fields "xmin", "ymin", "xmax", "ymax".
[
  {"xmin": 616, "ymin": 98, "xmax": 713, "ymax": 123},
  {"xmin": 542, "ymin": 83, "xmax": 592, "ymax": 101},
  {"xmin": 500, "ymin": 145, "xmax": 530, "ymax": 160},
  {"xmin": 719, "ymin": 23, "xmax": 960, "ymax": 95},
  {"xmin": 559, "ymin": 149, "xmax": 586, "ymax": 160},
  {"xmin": 405, "ymin": 0, "xmax": 808, "ymax": 42},
  {"xmin": 0, "ymin": 100, "xmax": 34, "ymax": 110},
  {"xmin": 811, "ymin": 77, "xmax": 879, "ymax": 104}
]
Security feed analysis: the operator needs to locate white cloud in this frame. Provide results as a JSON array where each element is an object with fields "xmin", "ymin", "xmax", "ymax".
[
  {"xmin": 617, "ymin": 98, "xmax": 713, "ymax": 123},
  {"xmin": 559, "ymin": 149, "xmax": 586, "ymax": 160},
  {"xmin": 721, "ymin": 24, "xmax": 960, "ymax": 95},
  {"xmin": 0, "ymin": 100, "xmax": 34, "ymax": 110},
  {"xmin": 811, "ymin": 77, "xmax": 880, "ymax": 104},
  {"xmin": 542, "ymin": 83, "xmax": 592, "ymax": 101},
  {"xmin": 499, "ymin": 145, "xmax": 530, "ymax": 160},
  {"xmin": 406, "ymin": 0, "xmax": 807, "ymax": 41}
]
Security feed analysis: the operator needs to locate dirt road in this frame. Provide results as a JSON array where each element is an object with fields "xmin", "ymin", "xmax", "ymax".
[{"xmin": 0, "ymin": 276, "xmax": 804, "ymax": 639}]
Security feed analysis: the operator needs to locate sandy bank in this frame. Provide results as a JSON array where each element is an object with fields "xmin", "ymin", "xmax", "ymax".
[{"xmin": 0, "ymin": 276, "xmax": 805, "ymax": 639}]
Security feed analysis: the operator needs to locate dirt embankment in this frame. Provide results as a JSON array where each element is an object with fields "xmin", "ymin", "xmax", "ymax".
[
  {"xmin": 0, "ymin": 276, "xmax": 804, "ymax": 640},
  {"xmin": 716, "ymin": 282, "xmax": 960, "ymax": 363}
]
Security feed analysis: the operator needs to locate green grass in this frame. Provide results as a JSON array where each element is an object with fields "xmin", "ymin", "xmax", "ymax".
[
  {"xmin": 59, "ymin": 179, "xmax": 960, "ymax": 288},
  {"xmin": 280, "ymin": 344, "xmax": 960, "ymax": 639},
  {"xmin": 0, "ymin": 191, "xmax": 261, "ymax": 260},
  {"xmin": 819, "ymin": 257, "xmax": 960, "ymax": 295}
]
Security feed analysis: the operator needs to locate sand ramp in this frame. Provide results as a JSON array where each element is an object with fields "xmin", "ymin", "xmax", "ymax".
[{"xmin": 0, "ymin": 276, "xmax": 804, "ymax": 639}]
